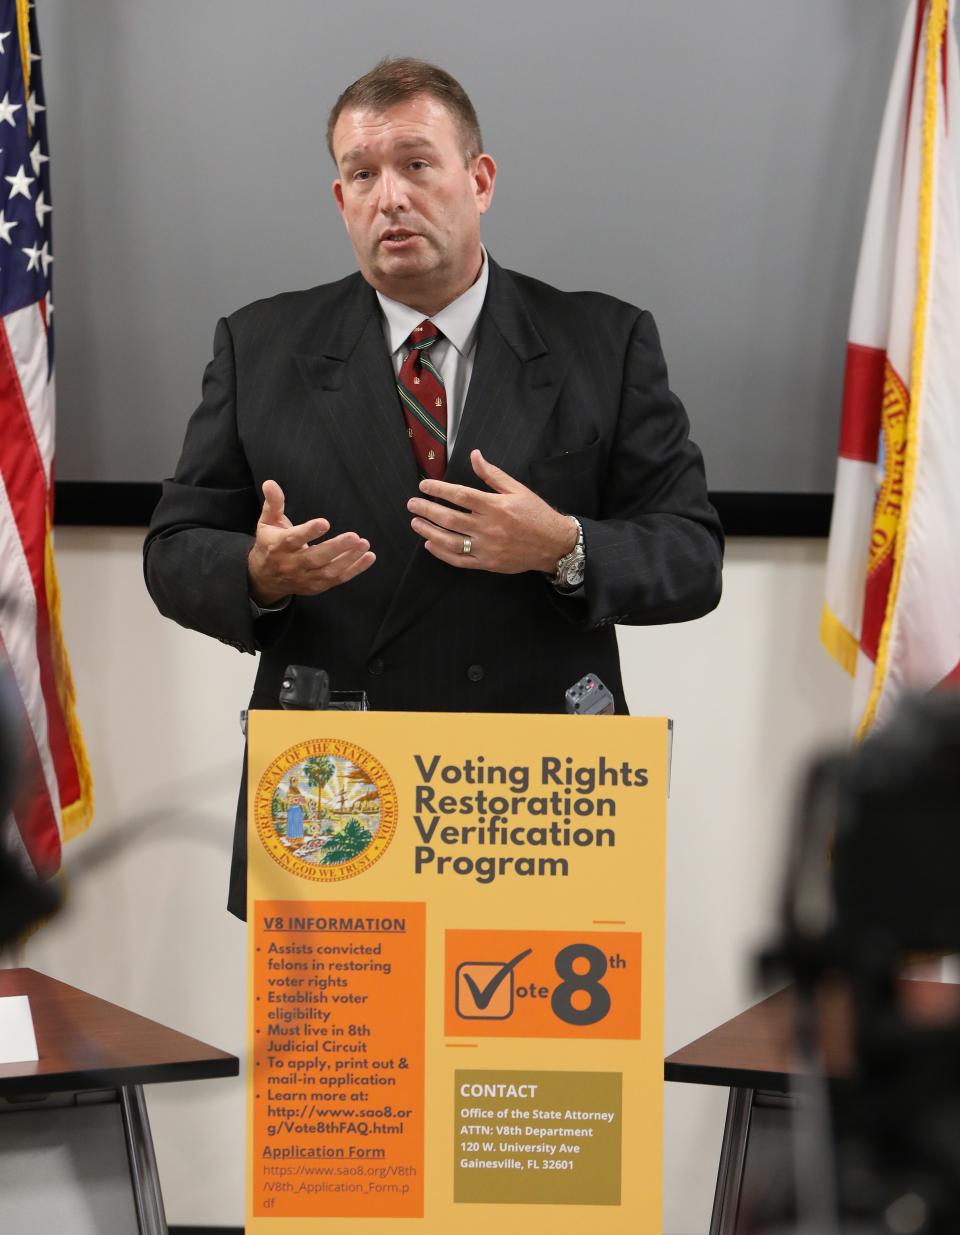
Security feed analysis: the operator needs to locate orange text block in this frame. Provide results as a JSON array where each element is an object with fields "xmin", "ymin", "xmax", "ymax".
[
  {"xmin": 445, "ymin": 929, "xmax": 641, "ymax": 1039},
  {"xmin": 251, "ymin": 901, "xmax": 425, "ymax": 1218}
]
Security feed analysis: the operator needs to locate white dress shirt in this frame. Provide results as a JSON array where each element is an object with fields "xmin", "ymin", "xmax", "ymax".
[{"xmin": 376, "ymin": 247, "xmax": 489, "ymax": 452}]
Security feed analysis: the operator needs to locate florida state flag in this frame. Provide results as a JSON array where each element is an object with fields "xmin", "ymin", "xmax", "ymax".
[{"xmin": 822, "ymin": 0, "xmax": 960, "ymax": 736}]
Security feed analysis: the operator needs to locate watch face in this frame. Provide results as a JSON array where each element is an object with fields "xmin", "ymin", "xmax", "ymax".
[{"xmin": 565, "ymin": 559, "xmax": 585, "ymax": 587}]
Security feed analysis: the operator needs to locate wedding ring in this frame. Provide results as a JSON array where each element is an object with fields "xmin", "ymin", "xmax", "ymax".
[{"xmin": 462, "ymin": 536, "xmax": 472, "ymax": 555}]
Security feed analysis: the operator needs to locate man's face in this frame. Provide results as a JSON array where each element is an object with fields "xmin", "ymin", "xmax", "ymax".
[{"xmin": 332, "ymin": 95, "xmax": 496, "ymax": 313}]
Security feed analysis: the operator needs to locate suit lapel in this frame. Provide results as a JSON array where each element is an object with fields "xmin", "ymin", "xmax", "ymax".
[
  {"xmin": 294, "ymin": 279, "xmax": 420, "ymax": 565},
  {"xmin": 368, "ymin": 259, "xmax": 570, "ymax": 655},
  {"xmin": 446, "ymin": 269, "xmax": 570, "ymax": 484}
]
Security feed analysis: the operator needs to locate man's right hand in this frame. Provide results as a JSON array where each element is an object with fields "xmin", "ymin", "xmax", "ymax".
[{"xmin": 247, "ymin": 480, "xmax": 376, "ymax": 608}]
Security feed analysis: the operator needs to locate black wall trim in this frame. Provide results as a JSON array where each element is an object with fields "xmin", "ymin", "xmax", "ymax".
[
  {"xmin": 52, "ymin": 481, "xmax": 833, "ymax": 539},
  {"xmin": 713, "ymin": 491, "xmax": 832, "ymax": 537},
  {"xmin": 55, "ymin": 480, "xmax": 162, "ymax": 527},
  {"xmin": 168, "ymin": 1227, "xmax": 243, "ymax": 1234}
]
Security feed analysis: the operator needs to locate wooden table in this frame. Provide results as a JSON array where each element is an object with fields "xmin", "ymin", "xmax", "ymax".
[
  {"xmin": 0, "ymin": 968, "xmax": 238, "ymax": 1235},
  {"xmin": 665, "ymin": 980, "xmax": 956, "ymax": 1235},
  {"xmin": 665, "ymin": 986, "xmax": 816, "ymax": 1235}
]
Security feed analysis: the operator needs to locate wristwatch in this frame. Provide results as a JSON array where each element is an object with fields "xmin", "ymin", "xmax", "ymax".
[{"xmin": 551, "ymin": 517, "xmax": 585, "ymax": 589}]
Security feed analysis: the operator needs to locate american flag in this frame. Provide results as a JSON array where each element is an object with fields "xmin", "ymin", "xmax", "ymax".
[{"xmin": 0, "ymin": 0, "xmax": 91, "ymax": 877}]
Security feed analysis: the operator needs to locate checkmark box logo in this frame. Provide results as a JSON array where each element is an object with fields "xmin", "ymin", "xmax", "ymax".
[{"xmin": 455, "ymin": 949, "xmax": 532, "ymax": 1020}]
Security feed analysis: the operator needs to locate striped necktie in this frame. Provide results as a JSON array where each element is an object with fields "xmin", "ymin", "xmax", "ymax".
[{"xmin": 397, "ymin": 320, "xmax": 447, "ymax": 479}]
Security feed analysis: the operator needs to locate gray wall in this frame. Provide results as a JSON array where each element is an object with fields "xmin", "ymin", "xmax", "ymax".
[{"xmin": 42, "ymin": 0, "xmax": 913, "ymax": 491}]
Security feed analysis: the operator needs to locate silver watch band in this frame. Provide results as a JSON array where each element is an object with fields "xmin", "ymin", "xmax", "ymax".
[{"xmin": 551, "ymin": 516, "xmax": 585, "ymax": 589}]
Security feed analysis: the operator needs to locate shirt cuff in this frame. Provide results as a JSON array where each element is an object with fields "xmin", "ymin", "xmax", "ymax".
[{"xmin": 249, "ymin": 595, "xmax": 292, "ymax": 618}]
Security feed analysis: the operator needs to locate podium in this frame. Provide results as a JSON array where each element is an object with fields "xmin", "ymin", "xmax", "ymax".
[
  {"xmin": 0, "ymin": 967, "xmax": 238, "ymax": 1235},
  {"xmin": 245, "ymin": 709, "xmax": 668, "ymax": 1233}
]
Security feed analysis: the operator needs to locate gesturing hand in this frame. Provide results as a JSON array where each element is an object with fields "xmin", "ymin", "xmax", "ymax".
[
  {"xmin": 406, "ymin": 449, "xmax": 577, "ymax": 574},
  {"xmin": 247, "ymin": 480, "xmax": 376, "ymax": 607}
]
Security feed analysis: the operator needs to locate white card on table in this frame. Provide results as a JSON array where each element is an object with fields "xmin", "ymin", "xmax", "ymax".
[{"xmin": 0, "ymin": 995, "xmax": 39, "ymax": 1064}]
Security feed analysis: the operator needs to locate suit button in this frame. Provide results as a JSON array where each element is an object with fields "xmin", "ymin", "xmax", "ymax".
[
  {"xmin": 368, "ymin": 658, "xmax": 385, "ymax": 676},
  {"xmin": 467, "ymin": 664, "xmax": 484, "ymax": 682}
]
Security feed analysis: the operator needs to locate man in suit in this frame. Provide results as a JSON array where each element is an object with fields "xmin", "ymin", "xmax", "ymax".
[{"xmin": 144, "ymin": 59, "xmax": 723, "ymax": 917}]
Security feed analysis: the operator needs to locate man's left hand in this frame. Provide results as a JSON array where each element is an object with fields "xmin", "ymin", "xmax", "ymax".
[{"xmin": 407, "ymin": 449, "xmax": 577, "ymax": 574}]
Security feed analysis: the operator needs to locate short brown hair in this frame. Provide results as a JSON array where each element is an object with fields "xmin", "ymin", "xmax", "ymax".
[{"xmin": 327, "ymin": 58, "xmax": 483, "ymax": 164}]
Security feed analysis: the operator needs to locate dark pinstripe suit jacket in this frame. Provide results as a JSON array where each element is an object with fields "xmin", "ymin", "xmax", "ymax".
[{"xmin": 144, "ymin": 256, "xmax": 723, "ymax": 916}]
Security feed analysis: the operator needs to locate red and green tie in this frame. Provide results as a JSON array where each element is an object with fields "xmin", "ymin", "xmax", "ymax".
[{"xmin": 398, "ymin": 320, "xmax": 447, "ymax": 479}]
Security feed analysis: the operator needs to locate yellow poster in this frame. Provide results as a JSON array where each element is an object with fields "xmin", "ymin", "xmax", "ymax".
[{"xmin": 246, "ymin": 711, "xmax": 667, "ymax": 1233}]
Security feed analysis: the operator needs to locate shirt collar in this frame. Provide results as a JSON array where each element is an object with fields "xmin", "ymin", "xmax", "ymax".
[{"xmin": 376, "ymin": 246, "xmax": 489, "ymax": 358}]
